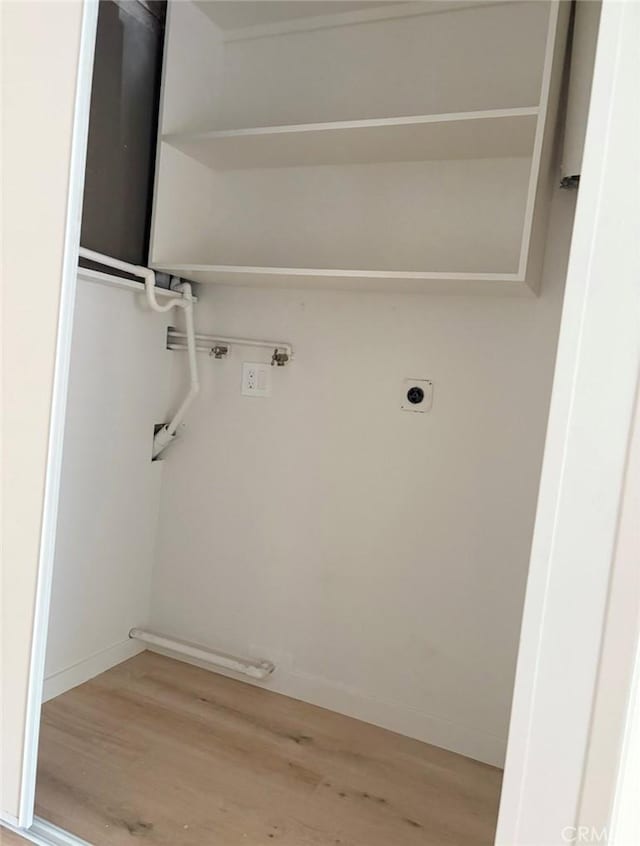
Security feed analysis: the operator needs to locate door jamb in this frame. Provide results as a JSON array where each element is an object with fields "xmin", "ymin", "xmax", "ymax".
[
  {"xmin": 496, "ymin": 0, "xmax": 640, "ymax": 841},
  {"xmin": 16, "ymin": 0, "xmax": 99, "ymax": 830}
]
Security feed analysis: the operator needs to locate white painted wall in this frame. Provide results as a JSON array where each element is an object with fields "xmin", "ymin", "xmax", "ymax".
[
  {"xmin": 149, "ymin": 187, "xmax": 576, "ymax": 768},
  {"xmin": 43, "ymin": 275, "xmax": 173, "ymax": 700}
]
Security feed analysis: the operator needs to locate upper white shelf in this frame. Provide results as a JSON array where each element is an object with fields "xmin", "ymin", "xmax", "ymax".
[{"xmin": 163, "ymin": 108, "xmax": 539, "ymax": 170}]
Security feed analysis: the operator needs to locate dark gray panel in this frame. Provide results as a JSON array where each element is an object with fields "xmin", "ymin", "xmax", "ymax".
[{"xmin": 81, "ymin": 0, "xmax": 165, "ymax": 265}]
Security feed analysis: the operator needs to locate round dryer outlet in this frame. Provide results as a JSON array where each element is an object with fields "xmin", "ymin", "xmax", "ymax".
[{"xmin": 401, "ymin": 378, "xmax": 433, "ymax": 413}]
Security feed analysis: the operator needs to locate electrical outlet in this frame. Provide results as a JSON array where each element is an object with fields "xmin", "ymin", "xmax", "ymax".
[
  {"xmin": 242, "ymin": 362, "xmax": 271, "ymax": 397},
  {"xmin": 401, "ymin": 378, "xmax": 433, "ymax": 412}
]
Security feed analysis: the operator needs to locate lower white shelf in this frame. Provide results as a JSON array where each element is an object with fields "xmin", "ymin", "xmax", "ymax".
[
  {"xmin": 163, "ymin": 108, "xmax": 539, "ymax": 170},
  {"xmin": 151, "ymin": 263, "xmax": 532, "ymax": 295}
]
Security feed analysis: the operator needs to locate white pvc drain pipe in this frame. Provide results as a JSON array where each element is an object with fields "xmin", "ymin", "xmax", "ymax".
[
  {"xmin": 129, "ymin": 628, "xmax": 275, "ymax": 681},
  {"xmin": 78, "ymin": 247, "xmax": 199, "ymax": 458}
]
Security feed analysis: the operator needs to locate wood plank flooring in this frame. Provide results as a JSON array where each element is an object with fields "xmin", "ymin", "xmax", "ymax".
[
  {"xmin": 0, "ymin": 828, "xmax": 30, "ymax": 845},
  {"xmin": 36, "ymin": 652, "xmax": 501, "ymax": 845}
]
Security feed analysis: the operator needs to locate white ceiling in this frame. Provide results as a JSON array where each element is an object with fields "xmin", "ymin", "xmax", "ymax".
[{"xmin": 196, "ymin": 1, "xmax": 400, "ymax": 32}]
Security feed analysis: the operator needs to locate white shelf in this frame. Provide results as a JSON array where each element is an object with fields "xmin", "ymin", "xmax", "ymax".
[
  {"xmin": 162, "ymin": 108, "xmax": 539, "ymax": 170},
  {"xmin": 152, "ymin": 1, "xmax": 567, "ymax": 295},
  {"xmin": 151, "ymin": 263, "xmax": 532, "ymax": 296}
]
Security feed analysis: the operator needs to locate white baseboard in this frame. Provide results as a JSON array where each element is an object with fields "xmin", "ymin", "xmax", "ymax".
[
  {"xmin": 43, "ymin": 639, "xmax": 144, "ymax": 703},
  {"xmin": 270, "ymin": 667, "xmax": 506, "ymax": 768},
  {"xmin": 145, "ymin": 643, "xmax": 506, "ymax": 768}
]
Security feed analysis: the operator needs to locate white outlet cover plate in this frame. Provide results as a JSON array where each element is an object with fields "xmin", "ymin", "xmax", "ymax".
[
  {"xmin": 401, "ymin": 378, "xmax": 433, "ymax": 412},
  {"xmin": 242, "ymin": 362, "xmax": 272, "ymax": 397}
]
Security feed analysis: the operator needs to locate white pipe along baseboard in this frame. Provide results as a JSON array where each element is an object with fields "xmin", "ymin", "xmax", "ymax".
[{"xmin": 129, "ymin": 628, "xmax": 275, "ymax": 680}]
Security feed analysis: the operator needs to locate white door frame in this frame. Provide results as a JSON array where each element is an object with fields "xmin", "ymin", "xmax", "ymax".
[
  {"xmin": 608, "ymin": 632, "xmax": 640, "ymax": 846},
  {"xmin": 10, "ymin": 0, "xmax": 640, "ymax": 842},
  {"xmin": 496, "ymin": 0, "xmax": 640, "ymax": 843},
  {"xmin": 7, "ymin": 0, "xmax": 99, "ymax": 832}
]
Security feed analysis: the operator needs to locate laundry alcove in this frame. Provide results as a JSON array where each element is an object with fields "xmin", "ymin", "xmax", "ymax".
[{"xmin": 35, "ymin": 2, "xmax": 596, "ymax": 844}]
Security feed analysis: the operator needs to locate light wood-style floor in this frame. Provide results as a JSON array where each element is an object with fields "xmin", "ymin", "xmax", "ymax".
[
  {"xmin": 36, "ymin": 652, "xmax": 501, "ymax": 845},
  {"xmin": 0, "ymin": 828, "xmax": 29, "ymax": 845}
]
